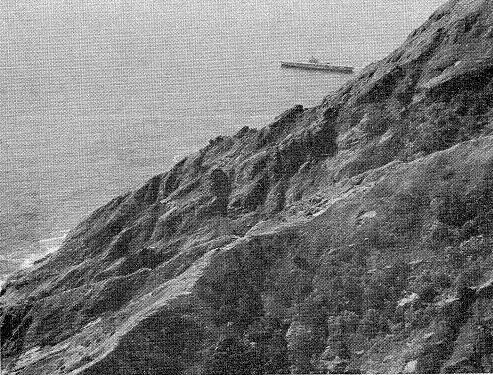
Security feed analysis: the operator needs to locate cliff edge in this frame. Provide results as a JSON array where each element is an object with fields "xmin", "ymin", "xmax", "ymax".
[{"xmin": 2, "ymin": 0, "xmax": 493, "ymax": 373}]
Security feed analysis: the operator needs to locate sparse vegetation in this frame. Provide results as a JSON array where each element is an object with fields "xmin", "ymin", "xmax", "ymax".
[{"xmin": 4, "ymin": 2, "xmax": 493, "ymax": 373}]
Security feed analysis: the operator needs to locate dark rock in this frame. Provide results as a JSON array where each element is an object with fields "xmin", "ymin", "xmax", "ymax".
[
  {"xmin": 3, "ymin": 1, "xmax": 493, "ymax": 373},
  {"xmin": 241, "ymin": 173, "xmax": 270, "ymax": 211},
  {"xmin": 255, "ymin": 105, "xmax": 304, "ymax": 148},
  {"xmin": 235, "ymin": 126, "xmax": 252, "ymax": 138},
  {"xmin": 209, "ymin": 168, "xmax": 231, "ymax": 199}
]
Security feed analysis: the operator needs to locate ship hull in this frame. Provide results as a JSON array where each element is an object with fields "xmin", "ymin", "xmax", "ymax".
[{"xmin": 280, "ymin": 61, "xmax": 354, "ymax": 73}]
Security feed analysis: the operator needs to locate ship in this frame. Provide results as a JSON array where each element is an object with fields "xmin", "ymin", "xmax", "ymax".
[{"xmin": 280, "ymin": 57, "xmax": 354, "ymax": 74}]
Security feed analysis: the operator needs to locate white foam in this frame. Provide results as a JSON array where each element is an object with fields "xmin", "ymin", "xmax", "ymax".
[
  {"xmin": 39, "ymin": 232, "xmax": 69, "ymax": 252},
  {"xmin": 21, "ymin": 230, "xmax": 70, "ymax": 269}
]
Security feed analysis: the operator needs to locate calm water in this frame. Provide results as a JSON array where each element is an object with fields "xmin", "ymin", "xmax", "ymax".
[{"xmin": 0, "ymin": 0, "xmax": 446, "ymax": 278}]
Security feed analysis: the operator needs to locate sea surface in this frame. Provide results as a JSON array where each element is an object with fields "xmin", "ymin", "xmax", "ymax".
[{"xmin": 0, "ymin": 0, "xmax": 446, "ymax": 280}]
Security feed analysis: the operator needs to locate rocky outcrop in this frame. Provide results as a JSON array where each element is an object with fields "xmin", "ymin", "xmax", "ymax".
[{"xmin": 2, "ymin": 0, "xmax": 493, "ymax": 373}]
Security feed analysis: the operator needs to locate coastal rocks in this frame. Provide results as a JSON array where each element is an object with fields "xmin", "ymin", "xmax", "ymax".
[
  {"xmin": 263, "ymin": 178, "xmax": 289, "ymax": 214},
  {"xmin": 232, "ymin": 173, "xmax": 270, "ymax": 212},
  {"xmin": 1, "ymin": 303, "xmax": 33, "ymax": 357},
  {"xmin": 209, "ymin": 169, "xmax": 231, "ymax": 199},
  {"xmin": 285, "ymin": 321, "xmax": 321, "ymax": 373},
  {"xmin": 256, "ymin": 105, "xmax": 304, "ymax": 148},
  {"xmin": 149, "ymin": 206, "xmax": 182, "ymax": 242},
  {"xmin": 476, "ymin": 274, "xmax": 493, "ymax": 299},
  {"xmin": 207, "ymin": 168, "xmax": 232, "ymax": 215},
  {"xmin": 133, "ymin": 175, "xmax": 162, "ymax": 205},
  {"xmin": 84, "ymin": 268, "xmax": 151, "ymax": 317},
  {"xmin": 440, "ymin": 306, "xmax": 487, "ymax": 373},
  {"xmin": 4, "ymin": 134, "xmax": 493, "ymax": 373},
  {"xmin": 337, "ymin": 125, "xmax": 366, "ymax": 150},
  {"xmin": 397, "ymin": 293, "xmax": 419, "ymax": 309},
  {"xmin": 79, "ymin": 309, "xmax": 205, "ymax": 375},
  {"xmin": 3, "ymin": 0, "xmax": 493, "ymax": 373},
  {"xmin": 403, "ymin": 359, "xmax": 418, "ymax": 373},
  {"xmin": 306, "ymin": 120, "xmax": 339, "ymax": 158}
]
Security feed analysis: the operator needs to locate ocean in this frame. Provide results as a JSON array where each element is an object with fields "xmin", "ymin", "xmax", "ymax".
[{"xmin": 0, "ymin": 0, "xmax": 446, "ymax": 280}]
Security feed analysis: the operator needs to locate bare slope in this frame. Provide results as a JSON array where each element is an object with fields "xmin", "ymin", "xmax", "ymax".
[{"xmin": 1, "ymin": 0, "xmax": 493, "ymax": 373}]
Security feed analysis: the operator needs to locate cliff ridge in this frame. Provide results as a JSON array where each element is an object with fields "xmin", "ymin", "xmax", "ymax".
[{"xmin": 2, "ymin": 0, "xmax": 493, "ymax": 373}]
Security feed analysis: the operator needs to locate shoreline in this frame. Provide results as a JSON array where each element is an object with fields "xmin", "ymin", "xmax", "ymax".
[
  {"xmin": 21, "ymin": 230, "xmax": 70, "ymax": 269},
  {"xmin": 0, "ymin": 230, "xmax": 70, "ymax": 288}
]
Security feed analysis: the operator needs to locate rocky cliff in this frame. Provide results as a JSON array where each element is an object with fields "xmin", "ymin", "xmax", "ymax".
[{"xmin": 2, "ymin": 0, "xmax": 493, "ymax": 373}]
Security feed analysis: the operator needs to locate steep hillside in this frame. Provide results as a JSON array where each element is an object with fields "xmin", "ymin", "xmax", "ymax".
[{"xmin": 2, "ymin": 0, "xmax": 493, "ymax": 373}]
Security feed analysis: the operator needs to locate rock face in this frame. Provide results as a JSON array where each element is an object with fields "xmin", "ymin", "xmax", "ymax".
[{"xmin": 2, "ymin": 0, "xmax": 493, "ymax": 373}]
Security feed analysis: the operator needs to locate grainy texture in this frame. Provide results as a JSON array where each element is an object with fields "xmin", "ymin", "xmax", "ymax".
[{"xmin": 2, "ymin": 0, "xmax": 493, "ymax": 373}]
